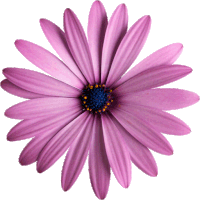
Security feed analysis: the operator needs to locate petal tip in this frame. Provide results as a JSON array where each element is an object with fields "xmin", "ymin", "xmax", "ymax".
[
  {"xmin": 172, "ymin": 42, "xmax": 183, "ymax": 51},
  {"xmin": 2, "ymin": 68, "xmax": 8, "ymax": 76},
  {"xmin": 178, "ymin": 43, "xmax": 184, "ymax": 49},
  {"xmin": 93, "ymin": 0, "xmax": 102, "ymax": 6},
  {"xmin": 117, "ymin": 3, "xmax": 127, "ymax": 12},
  {"xmin": 61, "ymin": 181, "xmax": 70, "ymax": 192},
  {"xmin": 191, "ymin": 93, "xmax": 200, "ymax": 105},
  {"xmin": 144, "ymin": 15, "xmax": 151, "ymax": 24},
  {"xmin": 123, "ymin": 181, "xmax": 130, "ymax": 189},
  {"xmin": 144, "ymin": 15, "xmax": 151, "ymax": 20},
  {"xmin": 36, "ymin": 162, "xmax": 44, "ymax": 173},
  {"xmin": 0, "ymin": 79, "xmax": 5, "ymax": 88},
  {"xmin": 186, "ymin": 65, "xmax": 192, "ymax": 71},
  {"xmin": 122, "ymin": 3, "xmax": 127, "ymax": 11},
  {"xmin": 4, "ymin": 109, "xmax": 10, "ymax": 118},
  {"xmin": 39, "ymin": 18, "xmax": 46, "ymax": 26},
  {"xmin": 14, "ymin": 39, "xmax": 21, "ymax": 46},
  {"xmin": 64, "ymin": 8, "xmax": 72, "ymax": 15},
  {"xmin": 7, "ymin": 134, "xmax": 12, "ymax": 141},
  {"xmin": 150, "ymin": 168, "xmax": 158, "ymax": 177},
  {"xmin": 167, "ymin": 148, "xmax": 174, "ymax": 156},
  {"xmin": 14, "ymin": 39, "xmax": 25, "ymax": 50},
  {"xmin": 19, "ymin": 157, "xmax": 26, "ymax": 166}
]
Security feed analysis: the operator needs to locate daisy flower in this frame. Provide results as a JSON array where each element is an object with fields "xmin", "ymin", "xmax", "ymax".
[{"xmin": 1, "ymin": 1, "xmax": 199, "ymax": 199}]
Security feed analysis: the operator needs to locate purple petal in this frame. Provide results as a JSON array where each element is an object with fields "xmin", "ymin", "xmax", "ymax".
[
  {"xmin": 64, "ymin": 9, "xmax": 94, "ymax": 84},
  {"xmin": 101, "ymin": 4, "xmax": 128, "ymax": 84},
  {"xmin": 88, "ymin": 1, "xmax": 108, "ymax": 83},
  {"xmin": 119, "ymin": 88, "xmax": 199, "ymax": 110},
  {"xmin": 7, "ymin": 108, "xmax": 81, "ymax": 141},
  {"xmin": 89, "ymin": 115, "xmax": 110, "ymax": 199},
  {"xmin": 19, "ymin": 110, "xmax": 81, "ymax": 165},
  {"xmin": 106, "ymin": 15, "xmax": 151, "ymax": 86},
  {"xmin": 114, "ymin": 65, "xmax": 192, "ymax": 96},
  {"xmin": 3, "ymin": 68, "xmax": 81, "ymax": 97},
  {"xmin": 15, "ymin": 40, "xmax": 83, "ymax": 89},
  {"xmin": 20, "ymin": 136, "xmax": 53, "ymax": 166},
  {"xmin": 117, "ymin": 104, "xmax": 191, "ymax": 136},
  {"xmin": 37, "ymin": 112, "xmax": 89, "ymax": 173},
  {"xmin": 101, "ymin": 113, "xmax": 131, "ymax": 188},
  {"xmin": 111, "ymin": 108, "xmax": 173, "ymax": 155},
  {"xmin": 40, "ymin": 19, "xmax": 87, "ymax": 85},
  {"xmin": 61, "ymin": 114, "xmax": 94, "ymax": 191},
  {"xmin": 19, "ymin": 127, "xmax": 62, "ymax": 166},
  {"xmin": 1, "ymin": 79, "xmax": 45, "ymax": 99},
  {"xmin": 5, "ymin": 97, "xmax": 81, "ymax": 119},
  {"xmin": 111, "ymin": 116, "xmax": 158, "ymax": 176},
  {"xmin": 114, "ymin": 43, "xmax": 183, "ymax": 87}
]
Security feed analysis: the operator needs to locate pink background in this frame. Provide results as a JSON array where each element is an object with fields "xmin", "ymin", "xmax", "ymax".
[{"xmin": 0, "ymin": 0, "xmax": 199, "ymax": 199}]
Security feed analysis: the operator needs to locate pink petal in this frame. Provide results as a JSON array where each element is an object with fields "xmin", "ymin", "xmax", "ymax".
[
  {"xmin": 64, "ymin": 9, "xmax": 94, "ymax": 84},
  {"xmin": 5, "ymin": 97, "xmax": 80, "ymax": 119},
  {"xmin": 111, "ymin": 108, "xmax": 173, "ymax": 155},
  {"xmin": 20, "ymin": 135, "xmax": 55, "ymax": 166},
  {"xmin": 117, "ymin": 104, "xmax": 191, "ymax": 136},
  {"xmin": 101, "ymin": 4, "xmax": 128, "ymax": 84},
  {"xmin": 37, "ymin": 112, "xmax": 89, "ymax": 173},
  {"xmin": 40, "ymin": 19, "xmax": 87, "ymax": 85},
  {"xmin": 1, "ymin": 79, "xmax": 45, "ymax": 99},
  {"xmin": 15, "ymin": 40, "xmax": 83, "ymax": 89},
  {"xmin": 89, "ymin": 114, "xmax": 110, "ymax": 199},
  {"xmin": 7, "ymin": 108, "xmax": 82, "ymax": 141},
  {"xmin": 3, "ymin": 68, "xmax": 81, "ymax": 97},
  {"xmin": 114, "ymin": 65, "xmax": 192, "ymax": 96},
  {"xmin": 111, "ymin": 116, "xmax": 158, "ymax": 176},
  {"xmin": 88, "ymin": 1, "xmax": 108, "ymax": 83},
  {"xmin": 61, "ymin": 114, "xmax": 94, "ymax": 191},
  {"xmin": 101, "ymin": 113, "xmax": 131, "ymax": 188},
  {"xmin": 119, "ymin": 88, "xmax": 199, "ymax": 110},
  {"xmin": 106, "ymin": 15, "xmax": 151, "ymax": 86},
  {"xmin": 19, "ymin": 110, "xmax": 80, "ymax": 165},
  {"xmin": 114, "ymin": 43, "xmax": 183, "ymax": 87}
]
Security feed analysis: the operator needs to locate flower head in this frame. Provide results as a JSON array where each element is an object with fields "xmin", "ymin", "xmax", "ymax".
[{"xmin": 1, "ymin": 1, "xmax": 199, "ymax": 199}]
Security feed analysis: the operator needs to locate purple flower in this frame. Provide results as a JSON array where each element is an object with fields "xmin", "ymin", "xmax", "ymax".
[{"xmin": 1, "ymin": 1, "xmax": 199, "ymax": 199}]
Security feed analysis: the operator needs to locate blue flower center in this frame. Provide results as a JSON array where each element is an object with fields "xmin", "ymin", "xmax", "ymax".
[{"xmin": 81, "ymin": 84, "xmax": 113, "ymax": 113}]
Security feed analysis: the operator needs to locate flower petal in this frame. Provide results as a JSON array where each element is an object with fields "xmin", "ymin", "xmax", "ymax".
[
  {"xmin": 88, "ymin": 1, "xmax": 108, "ymax": 83},
  {"xmin": 19, "ymin": 110, "xmax": 80, "ymax": 165},
  {"xmin": 37, "ymin": 112, "xmax": 89, "ymax": 173},
  {"xmin": 107, "ymin": 15, "xmax": 151, "ymax": 86},
  {"xmin": 61, "ymin": 114, "xmax": 94, "ymax": 191},
  {"xmin": 111, "ymin": 116, "xmax": 158, "ymax": 176},
  {"xmin": 119, "ymin": 88, "xmax": 199, "ymax": 110},
  {"xmin": 114, "ymin": 65, "xmax": 192, "ymax": 96},
  {"xmin": 20, "ymin": 135, "xmax": 55, "ymax": 166},
  {"xmin": 111, "ymin": 108, "xmax": 173, "ymax": 155},
  {"xmin": 117, "ymin": 104, "xmax": 191, "ymax": 135},
  {"xmin": 5, "ymin": 97, "xmax": 81, "ymax": 119},
  {"xmin": 15, "ymin": 39, "xmax": 83, "ymax": 89},
  {"xmin": 89, "ymin": 114, "xmax": 110, "ymax": 199},
  {"xmin": 7, "ymin": 108, "xmax": 81, "ymax": 141},
  {"xmin": 1, "ymin": 79, "xmax": 45, "ymax": 99},
  {"xmin": 101, "ymin": 4, "xmax": 128, "ymax": 84},
  {"xmin": 102, "ymin": 113, "xmax": 131, "ymax": 188},
  {"xmin": 40, "ymin": 19, "xmax": 87, "ymax": 85},
  {"xmin": 3, "ymin": 68, "xmax": 81, "ymax": 97},
  {"xmin": 114, "ymin": 43, "xmax": 183, "ymax": 87},
  {"xmin": 64, "ymin": 9, "xmax": 94, "ymax": 84}
]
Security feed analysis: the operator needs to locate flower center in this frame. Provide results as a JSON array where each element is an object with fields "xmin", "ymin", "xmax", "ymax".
[{"xmin": 81, "ymin": 84, "xmax": 113, "ymax": 113}]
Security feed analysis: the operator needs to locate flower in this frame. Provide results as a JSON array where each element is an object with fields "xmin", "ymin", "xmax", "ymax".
[{"xmin": 1, "ymin": 0, "xmax": 199, "ymax": 199}]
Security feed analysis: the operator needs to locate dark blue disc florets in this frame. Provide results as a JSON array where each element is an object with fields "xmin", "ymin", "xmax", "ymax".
[{"xmin": 81, "ymin": 84, "xmax": 113, "ymax": 113}]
